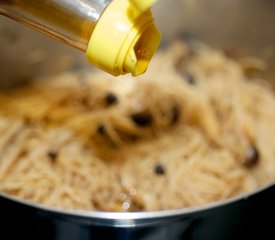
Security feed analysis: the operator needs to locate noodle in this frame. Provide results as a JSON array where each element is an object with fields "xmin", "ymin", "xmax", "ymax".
[{"xmin": 0, "ymin": 40, "xmax": 275, "ymax": 211}]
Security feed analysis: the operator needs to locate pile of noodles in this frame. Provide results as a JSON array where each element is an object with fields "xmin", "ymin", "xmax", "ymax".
[{"xmin": 0, "ymin": 41, "xmax": 275, "ymax": 212}]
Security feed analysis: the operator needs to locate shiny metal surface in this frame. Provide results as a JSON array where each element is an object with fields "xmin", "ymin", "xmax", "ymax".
[
  {"xmin": 154, "ymin": 0, "xmax": 275, "ymax": 83},
  {"xmin": 1, "ymin": 184, "xmax": 275, "ymax": 239},
  {"xmin": 0, "ymin": 0, "xmax": 275, "ymax": 239}
]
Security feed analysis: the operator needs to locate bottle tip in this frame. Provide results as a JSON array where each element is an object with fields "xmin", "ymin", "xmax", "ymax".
[
  {"xmin": 125, "ymin": 24, "xmax": 161, "ymax": 76},
  {"xmin": 86, "ymin": 0, "xmax": 160, "ymax": 77}
]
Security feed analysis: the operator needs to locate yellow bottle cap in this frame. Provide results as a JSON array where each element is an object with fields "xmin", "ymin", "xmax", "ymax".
[{"xmin": 86, "ymin": 0, "xmax": 161, "ymax": 76}]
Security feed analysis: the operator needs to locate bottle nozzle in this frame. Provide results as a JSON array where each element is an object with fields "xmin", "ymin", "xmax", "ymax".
[
  {"xmin": 86, "ymin": 0, "xmax": 161, "ymax": 76},
  {"xmin": 124, "ymin": 22, "xmax": 160, "ymax": 76}
]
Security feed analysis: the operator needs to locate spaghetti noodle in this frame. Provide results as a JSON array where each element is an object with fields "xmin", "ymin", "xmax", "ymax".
[{"xmin": 0, "ymin": 41, "xmax": 274, "ymax": 211}]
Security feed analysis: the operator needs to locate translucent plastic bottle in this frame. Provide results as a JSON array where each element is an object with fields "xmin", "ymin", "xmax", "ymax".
[{"xmin": 0, "ymin": 0, "xmax": 161, "ymax": 76}]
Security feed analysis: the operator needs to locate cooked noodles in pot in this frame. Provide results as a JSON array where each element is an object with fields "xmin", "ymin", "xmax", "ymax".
[{"xmin": 0, "ymin": 40, "xmax": 275, "ymax": 212}]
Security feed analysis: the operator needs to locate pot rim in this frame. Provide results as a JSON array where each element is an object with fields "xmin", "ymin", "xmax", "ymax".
[{"xmin": 0, "ymin": 181, "xmax": 274, "ymax": 226}]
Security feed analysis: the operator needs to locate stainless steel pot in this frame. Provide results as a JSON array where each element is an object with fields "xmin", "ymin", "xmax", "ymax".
[{"xmin": 1, "ymin": 0, "xmax": 275, "ymax": 239}]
